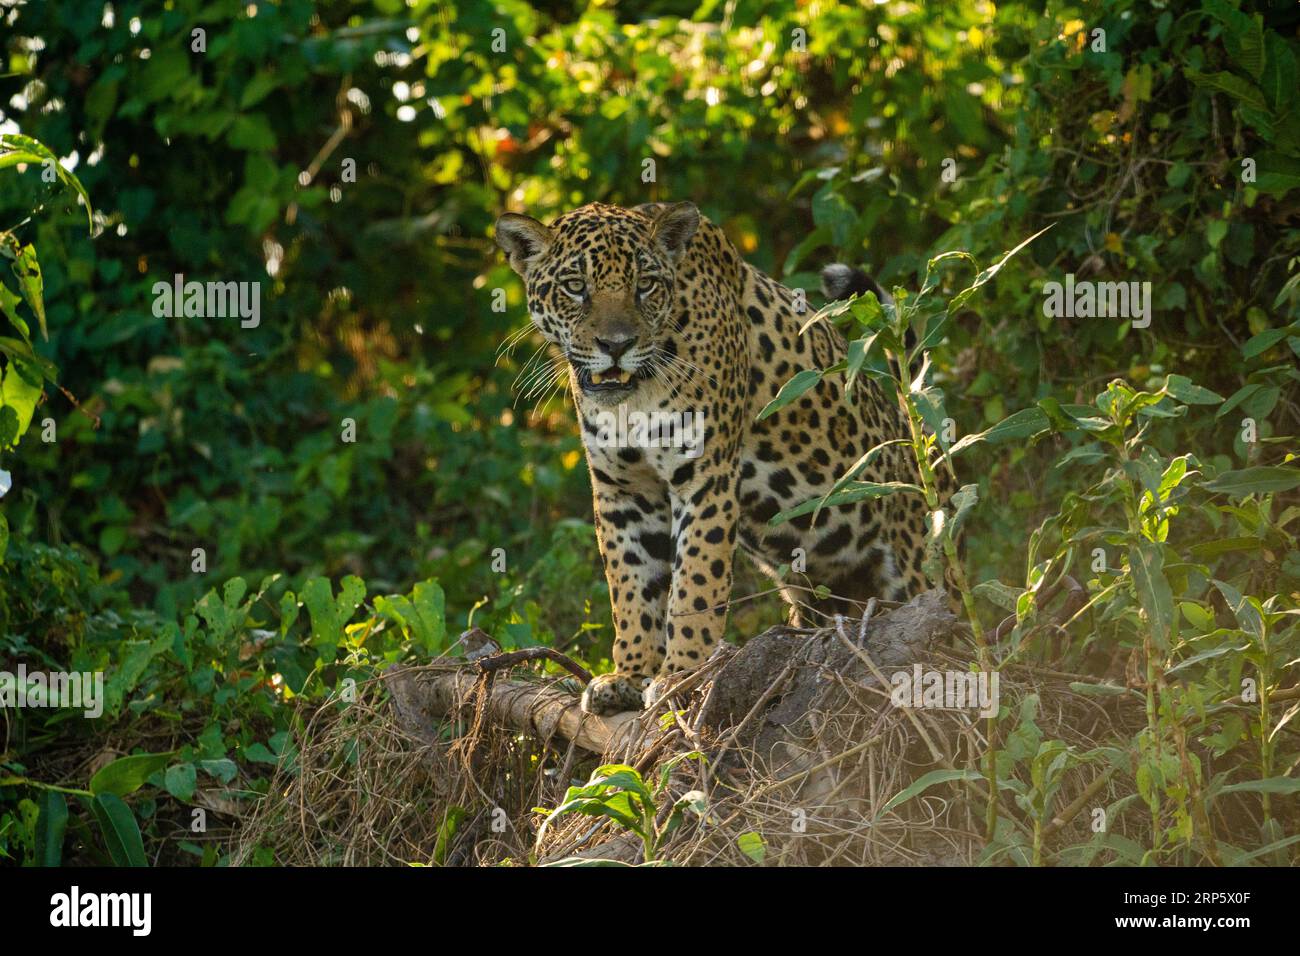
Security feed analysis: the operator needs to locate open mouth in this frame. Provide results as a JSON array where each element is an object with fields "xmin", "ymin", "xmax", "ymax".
[{"xmin": 577, "ymin": 366, "xmax": 638, "ymax": 394}]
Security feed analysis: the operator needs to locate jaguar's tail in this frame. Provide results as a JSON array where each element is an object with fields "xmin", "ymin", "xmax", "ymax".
[{"xmin": 820, "ymin": 263, "xmax": 893, "ymax": 305}]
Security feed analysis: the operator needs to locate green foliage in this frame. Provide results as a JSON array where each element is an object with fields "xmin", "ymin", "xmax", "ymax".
[
  {"xmin": 0, "ymin": 0, "xmax": 1296, "ymax": 865},
  {"xmin": 536, "ymin": 754, "xmax": 709, "ymax": 866},
  {"xmin": 777, "ymin": 209, "xmax": 1297, "ymax": 861},
  {"xmin": 0, "ymin": 133, "xmax": 87, "ymax": 453}
]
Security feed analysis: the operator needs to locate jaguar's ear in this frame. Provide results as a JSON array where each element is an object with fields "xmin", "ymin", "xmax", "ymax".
[
  {"xmin": 494, "ymin": 213, "xmax": 553, "ymax": 275},
  {"xmin": 650, "ymin": 201, "xmax": 700, "ymax": 263}
]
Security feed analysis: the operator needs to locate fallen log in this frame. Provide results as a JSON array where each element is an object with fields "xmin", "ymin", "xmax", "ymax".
[
  {"xmin": 385, "ymin": 663, "xmax": 650, "ymax": 756},
  {"xmin": 384, "ymin": 589, "xmax": 956, "ymax": 764}
]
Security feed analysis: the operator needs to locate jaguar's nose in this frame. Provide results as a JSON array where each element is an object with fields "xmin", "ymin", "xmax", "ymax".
[{"xmin": 595, "ymin": 335, "xmax": 637, "ymax": 362}]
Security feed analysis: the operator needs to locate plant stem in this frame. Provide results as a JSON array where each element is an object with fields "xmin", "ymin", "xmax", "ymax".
[
  {"xmin": 1258, "ymin": 637, "xmax": 1273, "ymax": 829},
  {"xmin": 890, "ymin": 348, "xmax": 997, "ymax": 840}
]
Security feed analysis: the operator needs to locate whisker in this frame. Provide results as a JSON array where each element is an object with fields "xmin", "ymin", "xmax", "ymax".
[
  {"xmin": 529, "ymin": 360, "xmax": 570, "ymax": 419},
  {"xmin": 647, "ymin": 345, "xmax": 713, "ymax": 397},
  {"xmin": 496, "ymin": 323, "xmax": 535, "ymax": 364},
  {"xmin": 512, "ymin": 342, "xmax": 549, "ymax": 389},
  {"xmin": 645, "ymin": 349, "xmax": 686, "ymax": 398},
  {"xmin": 523, "ymin": 358, "xmax": 566, "ymax": 400}
]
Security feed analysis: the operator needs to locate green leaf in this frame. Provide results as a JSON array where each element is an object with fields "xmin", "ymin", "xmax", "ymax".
[
  {"xmin": 1166, "ymin": 643, "xmax": 1249, "ymax": 676},
  {"xmin": 90, "ymin": 750, "xmax": 178, "ymax": 796},
  {"xmin": 948, "ymin": 483, "xmax": 979, "ymax": 540},
  {"xmin": 584, "ymin": 765, "xmax": 652, "ymax": 801},
  {"xmin": 844, "ymin": 334, "xmax": 870, "ymax": 393},
  {"xmin": 1166, "ymin": 162, "xmax": 1191, "ymax": 188},
  {"xmin": 1242, "ymin": 326, "xmax": 1295, "ymax": 359},
  {"xmin": 0, "ymin": 335, "xmax": 58, "ymax": 379},
  {"xmin": 1216, "ymin": 777, "xmax": 1300, "ymax": 796},
  {"xmin": 948, "ymin": 407, "xmax": 1050, "ymax": 456},
  {"xmin": 875, "ymin": 768, "xmax": 983, "ymax": 820},
  {"xmin": 302, "ymin": 578, "xmax": 339, "ymax": 646},
  {"xmin": 1184, "ymin": 70, "xmax": 1266, "ymax": 111},
  {"xmin": 163, "ymin": 763, "xmax": 198, "ymax": 801},
  {"xmin": 1202, "ymin": 466, "xmax": 1300, "ymax": 496},
  {"xmin": 783, "ymin": 224, "xmax": 829, "ymax": 275},
  {"xmin": 302, "ymin": 575, "xmax": 367, "ymax": 654},
  {"xmin": 91, "ymin": 793, "xmax": 148, "ymax": 866},
  {"xmin": 849, "ymin": 292, "xmax": 884, "ymax": 327},
  {"xmin": 811, "ymin": 185, "xmax": 854, "ymax": 246},
  {"xmin": 946, "ymin": 225, "xmax": 1053, "ymax": 316},
  {"xmin": 0, "ymin": 281, "xmax": 24, "ymax": 336},
  {"xmin": 914, "ymin": 313, "xmax": 951, "ymax": 353},
  {"xmin": 433, "ymin": 805, "xmax": 466, "ymax": 866},
  {"xmin": 197, "ymin": 758, "xmax": 238, "ymax": 783},
  {"xmin": 1211, "ymin": 579, "xmax": 1265, "ymax": 643},
  {"xmin": 807, "ymin": 437, "xmax": 910, "ymax": 521},
  {"xmin": 1216, "ymin": 383, "xmax": 1264, "ymax": 419},
  {"xmin": 228, "ymin": 113, "xmax": 277, "ymax": 151},
  {"xmin": 35, "ymin": 791, "xmax": 68, "ymax": 867},
  {"xmin": 0, "ymin": 405, "xmax": 17, "ymax": 449},
  {"xmin": 768, "ymin": 481, "xmax": 921, "ymax": 527},
  {"xmin": 0, "ymin": 237, "xmax": 46, "ymax": 339},
  {"xmin": 1188, "ymin": 536, "xmax": 1262, "ymax": 560},
  {"xmin": 1129, "ymin": 541, "xmax": 1174, "ymax": 650},
  {"xmin": 279, "ymin": 589, "xmax": 299, "ymax": 638},
  {"xmin": 757, "ymin": 369, "xmax": 822, "ymax": 421},
  {"xmin": 240, "ymin": 70, "xmax": 280, "ymax": 109},
  {"xmin": 1205, "ymin": 1, "xmax": 1265, "ymax": 79},
  {"xmin": 544, "ymin": 794, "xmax": 643, "ymax": 835},
  {"xmin": 243, "ymin": 743, "xmax": 279, "ymax": 765},
  {"xmin": 0, "ymin": 134, "xmax": 95, "ymax": 232},
  {"xmin": 1179, "ymin": 601, "xmax": 1216, "ymax": 631},
  {"xmin": 1162, "ymin": 374, "xmax": 1223, "ymax": 405},
  {"xmin": 1221, "ymin": 832, "xmax": 1300, "ymax": 866},
  {"xmin": 0, "ymin": 356, "xmax": 46, "ymax": 451},
  {"xmin": 973, "ymin": 579, "xmax": 1023, "ymax": 611},
  {"xmin": 1252, "ymin": 152, "xmax": 1300, "ymax": 198},
  {"xmin": 668, "ymin": 788, "xmax": 708, "ymax": 834},
  {"xmin": 1068, "ymin": 681, "xmax": 1129, "ymax": 696},
  {"xmin": 1261, "ymin": 32, "xmax": 1298, "ymax": 112},
  {"xmin": 736, "ymin": 830, "xmax": 767, "ymax": 863},
  {"xmin": 922, "ymin": 250, "xmax": 977, "ymax": 298},
  {"xmin": 377, "ymin": 580, "xmax": 449, "ymax": 654}
]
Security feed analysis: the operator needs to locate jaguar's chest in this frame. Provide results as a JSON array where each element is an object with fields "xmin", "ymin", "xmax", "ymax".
[{"xmin": 579, "ymin": 400, "xmax": 710, "ymax": 485}]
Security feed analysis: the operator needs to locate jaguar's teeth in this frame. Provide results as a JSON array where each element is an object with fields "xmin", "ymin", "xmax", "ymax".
[{"xmin": 591, "ymin": 369, "xmax": 633, "ymax": 386}]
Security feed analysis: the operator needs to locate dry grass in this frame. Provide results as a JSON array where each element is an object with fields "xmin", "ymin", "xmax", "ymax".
[{"xmin": 231, "ymin": 618, "xmax": 1159, "ymax": 867}]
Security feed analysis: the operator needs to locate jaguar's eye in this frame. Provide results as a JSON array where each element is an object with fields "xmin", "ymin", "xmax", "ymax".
[
  {"xmin": 561, "ymin": 278, "xmax": 587, "ymax": 298},
  {"xmin": 636, "ymin": 276, "xmax": 657, "ymax": 297}
]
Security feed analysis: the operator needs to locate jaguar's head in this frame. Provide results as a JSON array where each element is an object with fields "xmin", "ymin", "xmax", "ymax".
[{"xmin": 494, "ymin": 201, "xmax": 699, "ymax": 406}]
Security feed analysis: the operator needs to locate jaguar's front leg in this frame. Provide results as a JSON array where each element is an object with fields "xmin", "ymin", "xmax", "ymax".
[
  {"xmin": 644, "ymin": 463, "xmax": 740, "ymax": 708},
  {"xmin": 580, "ymin": 481, "xmax": 673, "ymax": 715}
]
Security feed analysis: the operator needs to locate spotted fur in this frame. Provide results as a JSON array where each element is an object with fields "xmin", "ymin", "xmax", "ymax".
[{"xmin": 495, "ymin": 202, "xmax": 935, "ymax": 715}]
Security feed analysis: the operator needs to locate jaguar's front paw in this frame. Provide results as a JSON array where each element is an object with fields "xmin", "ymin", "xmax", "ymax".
[{"xmin": 580, "ymin": 673, "xmax": 647, "ymax": 716}]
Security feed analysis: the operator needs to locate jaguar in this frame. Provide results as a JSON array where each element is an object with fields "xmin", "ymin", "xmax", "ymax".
[{"xmin": 495, "ymin": 201, "xmax": 935, "ymax": 715}]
